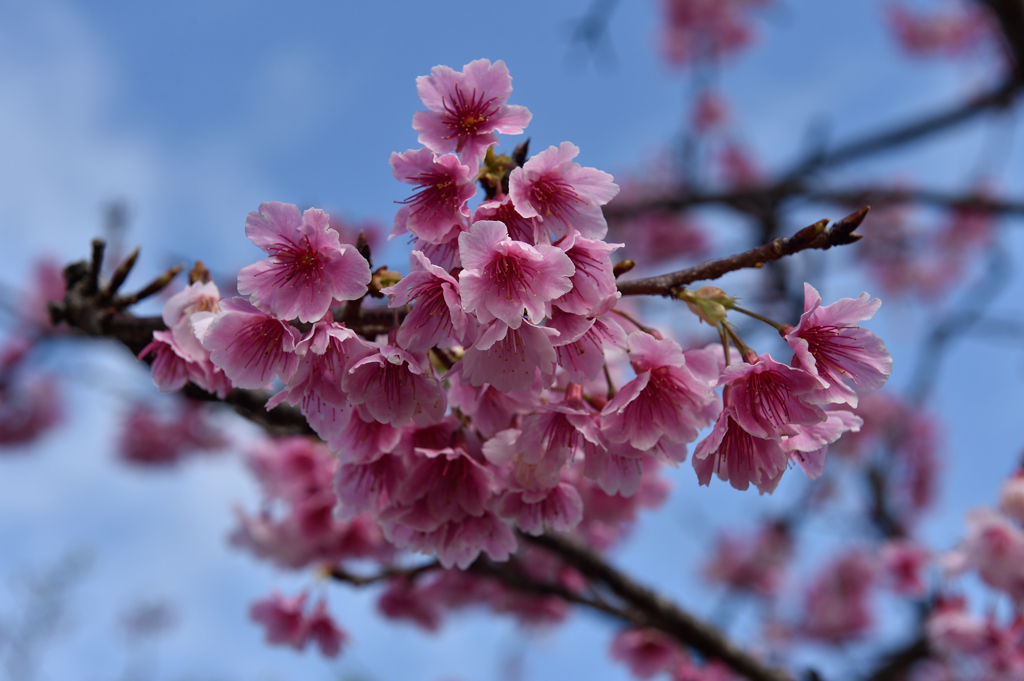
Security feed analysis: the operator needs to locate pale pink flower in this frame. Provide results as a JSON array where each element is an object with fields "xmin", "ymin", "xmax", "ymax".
[
  {"xmin": 413, "ymin": 227, "xmax": 465, "ymax": 271},
  {"xmin": 719, "ymin": 353, "xmax": 824, "ymax": 439},
  {"xmin": 601, "ymin": 332, "xmax": 719, "ymax": 450},
  {"xmin": 781, "ymin": 409, "xmax": 862, "ymax": 480},
  {"xmin": 326, "ymin": 405, "xmax": 403, "ymax": 465},
  {"xmin": 343, "ymin": 342, "xmax": 446, "ymax": 427},
  {"xmin": 999, "ymin": 472, "xmax": 1024, "ymax": 523},
  {"xmin": 552, "ymin": 232, "xmax": 622, "ymax": 316},
  {"xmin": 784, "ymin": 283, "xmax": 892, "ymax": 408},
  {"xmin": 660, "ymin": 0, "xmax": 768, "ymax": 67},
  {"xmin": 957, "ymin": 509, "xmax": 1024, "ymax": 600},
  {"xmin": 334, "ymin": 453, "xmax": 406, "ymax": 520},
  {"xmin": 383, "ymin": 250, "xmax": 469, "ymax": 352},
  {"xmin": 196, "ymin": 298, "xmax": 303, "ymax": 389},
  {"xmin": 390, "ymin": 149, "xmax": 476, "ymax": 244},
  {"xmin": 162, "ymin": 280, "xmax": 221, "ymax": 363},
  {"xmin": 582, "ymin": 440, "xmax": 645, "ymax": 498},
  {"xmin": 692, "ymin": 407, "xmax": 788, "ymax": 494},
  {"xmin": 446, "ymin": 371, "xmax": 541, "ymax": 438},
  {"xmin": 458, "ymin": 219, "xmax": 575, "ymax": 328},
  {"xmin": 511, "ymin": 389, "xmax": 601, "ymax": 489},
  {"xmin": 138, "ymin": 331, "xmax": 196, "ymax": 392},
  {"xmin": 459, "ymin": 319, "xmax": 559, "ymax": 393},
  {"xmin": 926, "ymin": 597, "xmax": 991, "ymax": 656},
  {"xmin": 251, "ymin": 592, "xmax": 307, "ymax": 650},
  {"xmin": 413, "ymin": 59, "xmax": 532, "ymax": 167},
  {"xmin": 237, "ymin": 202, "xmax": 371, "ymax": 323},
  {"xmin": 610, "ymin": 627, "xmax": 683, "ymax": 679},
  {"xmin": 509, "ymin": 142, "xmax": 619, "ymax": 240}
]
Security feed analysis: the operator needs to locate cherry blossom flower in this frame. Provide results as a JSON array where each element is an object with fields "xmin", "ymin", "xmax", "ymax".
[
  {"xmin": 391, "ymin": 148, "xmax": 476, "ymax": 243},
  {"xmin": 382, "ymin": 250, "xmax": 469, "ymax": 352},
  {"xmin": 692, "ymin": 406, "xmax": 788, "ymax": 494},
  {"xmin": 552, "ymin": 232, "xmax": 622, "ymax": 316},
  {"xmin": 880, "ymin": 540, "xmax": 930, "ymax": 596},
  {"xmin": 783, "ymin": 283, "xmax": 892, "ymax": 408},
  {"xmin": 1001, "ymin": 472, "xmax": 1024, "ymax": 523},
  {"xmin": 601, "ymin": 332, "xmax": 719, "ymax": 451},
  {"xmin": 660, "ymin": 0, "xmax": 769, "ymax": 67},
  {"xmin": 196, "ymin": 298, "xmax": 303, "ymax": 389},
  {"xmin": 162, "ymin": 280, "xmax": 221, "ymax": 362},
  {"xmin": 459, "ymin": 319, "xmax": 559, "ymax": 393},
  {"xmin": 548, "ymin": 300, "xmax": 628, "ymax": 384},
  {"xmin": 885, "ymin": 1, "xmax": 995, "ymax": 58},
  {"xmin": 413, "ymin": 59, "xmax": 532, "ymax": 166},
  {"xmin": 303, "ymin": 601, "xmax": 347, "ymax": 658},
  {"xmin": 0, "ymin": 375, "xmax": 62, "ymax": 447},
  {"xmin": 343, "ymin": 342, "xmax": 446, "ymax": 427},
  {"xmin": 610, "ymin": 627, "xmax": 683, "ymax": 679},
  {"xmin": 718, "ymin": 353, "xmax": 824, "ymax": 439},
  {"xmin": 798, "ymin": 550, "xmax": 877, "ymax": 644},
  {"xmin": 237, "ymin": 202, "xmax": 371, "ymax": 323},
  {"xmin": 118, "ymin": 403, "xmax": 224, "ymax": 467},
  {"xmin": 458, "ymin": 219, "xmax": 575, "ymax": 328},
  {"xmin": 473, "ymin": 196, "xmax": 538, "ymax": 244},
  {"xmin": 703, "ymin": 523, "xmax": 792, "ymax": 596},
  {"xmin": 509, "ymin": 142, "xmax": 619, "ymax": 240},
  {"xmin": 250, "ymin": 592, "xmax": 307, "ymax": 650},
  {"xmin": 495, "ymin": 483, "xmax": 584, "ymax": 535}
]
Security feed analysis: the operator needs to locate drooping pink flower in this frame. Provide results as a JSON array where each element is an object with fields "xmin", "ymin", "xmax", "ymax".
[
  {"xmin": 926, "ymin": 597, "xmax": 991, "ymax": 656},
  {"xmin": 601, "ymin": 332, "xmax": 719, "ymax": 451},
  {"xmin": 781, "ymin": 409, "xmax": 862, "ymax": 480},
  {"xmin": 783, "ymin": 283, "xmax": 892, "ymax": 408},
  {"xmin": 138, "ymin": 331, "xmax": 195, "ymax": 393},
  {"xmin": 798, "ymin": 550, "xmax": 877, "ymax": 644},
  {"xmin": 267, "ymin": 320, "xmax": 364, "ymax": 443},
  {"xmin": 117, "ymin": 403, "xmax": 224, "ymax": 467},
  {"xmin": 703, "ymin": 523, "xmax": 793, "ymax": 597},
  {"xmin": 237, "ymin": 202, "xmax": 371, "ymax": 323},
  {"xmin": 0, "ymin": 375, "xmax": 62, "ymax": 447},
  {"xmin": 334, "ymin": 452, "xmax": 406, "ymax": 520},
  {"xmin": 412, "ymin": 59, "xmax": 532, "ymax": 167},
  {"xmin": 458, "ymin": 220, "xmax": 575, "ymax": 328},
  {"xmin": 326, "ymin": 405, "xmax": 404, "ymax": 465},
  {"xmin": 659, "ymin": 0, "xmax": 769, "ymax": 67},
  {"xmin": 510, "ymin": 389, "xmax": 601, "ymax": 490},
  {"xmin": 383, "ymin": 250, "xmax": 469, "ymax": 352},
  {"xmin": 549, "ymin": 302, "xmax": 628, "ymax": 384},
  {"xmin": 303, "ymin": 600, "xmax": 347, "ymax": 658},
  {"xmin": 718, "ymin": 353, "xmax": 824, "ymax": 439},
  {"xmin": 196, "ymin": 298, "xmax": 303, "ymax": 389},
  {"xmin": 509, "ymin": 142, "xmax": 619, "ymax": 241},
  {"xmin": 692, "ymin": 406, "xmax": 788, "ymax": 494},
  {"xmin": 552, "ymin": 232, "xmax": 621, "ymax": 316},
  {"xmin": 250, "ymin": 592, "xmax": 307, "ymax": 650},
  {"xmin": 447, "ymin": 370, "xmax": 541, "ymax": 438},
  {"xmin": 390, "ymin": 149, "xmax": 476, "ymax": 244},
  {"xmin": 459, "ymin": 319, "xmax": 559, "ymax": 393},
  {"xmin": 496, "ymin": 483, "xmax": 584, "ymax": 536},
  {"xmin": 610, "ymin": 627, "xmax": 684, "ymax": 679},
  {"xmin": 343, "ymin": 342, "xmax": 446, "ymax": 427}
]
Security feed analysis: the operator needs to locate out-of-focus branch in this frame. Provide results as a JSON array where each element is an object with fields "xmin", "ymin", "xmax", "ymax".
[
  {"xmin": 616, "ymin": 208, "xmax": 868, "ymax": 296},
  {"xmin": 978, "ymin": 0, "xmax": 1024, "ymax": 75},
  {"xmin": 328, "ymin": 561, "xmax": 440, "ymax": 588},
  {"xmin": 862, "ymin": 637, "xmax": 930, "ymax": 681},
  {"xmin": 522, "ymin": 533, "xmax": 799, "ymax": 681}
]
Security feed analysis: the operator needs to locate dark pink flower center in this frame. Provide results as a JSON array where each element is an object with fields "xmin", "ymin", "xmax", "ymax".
[
  {"xmin": 799, "ymin": 325, "xmax": 863, "ymax": 379},
  {"xmin": 743, "ymin": 370, "xmax": 796, "ymax": 427},
  {"xmin": 485, "ymin": 254, "xmax": 537, "ymax": 302},
  {"xmin": 529, "ymin": 176, "xmax": 586, "ymax": 222},
  {"xmin": 227, "ymin": 318, "xmax": 289, "ymax": 382},
  {"xmin": 400, "ymin": 171, "xmax": 461, "ymax": 222},
  {"xmin": 265, "ymin": 236, "xmax": 326, "ymax": 290},
  {"xmin": 441, "ymin": 84, "xmax": 501, "ymax": 145}
]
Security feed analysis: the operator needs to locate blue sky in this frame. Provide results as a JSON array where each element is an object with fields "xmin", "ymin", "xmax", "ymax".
[{"xmin": 1, "ymin": 1, "xmax": 1023, "ymax": 679}]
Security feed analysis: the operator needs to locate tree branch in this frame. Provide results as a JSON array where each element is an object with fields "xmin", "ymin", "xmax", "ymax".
[
  {"xmin": 616, "ymin": 208, "xmax": 868, "ymax": 296},
  {"xmin": 522, "ymin": 533, "xmax": 798, "ymax": 681}
]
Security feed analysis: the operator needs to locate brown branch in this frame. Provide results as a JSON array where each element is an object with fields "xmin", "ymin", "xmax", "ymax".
[
  {"xmin": 522, "ymin": 533, "xmax": 798, "ymax": 681},
  {"xmin": 328, "ymin": 561, "xmax": 441, "ymax": 587},
  {"xmin": 978, "ymin": 0, "xmax": 1024, "ymax": 76},
  {"xmin": 616, "ymin": 208, "xmax": 868, "ymax": 297}
]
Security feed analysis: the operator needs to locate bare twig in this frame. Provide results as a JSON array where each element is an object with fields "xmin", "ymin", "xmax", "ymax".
[{"xmin": 616, "ymin": 208, "xmax": 867, "ymax": 296}]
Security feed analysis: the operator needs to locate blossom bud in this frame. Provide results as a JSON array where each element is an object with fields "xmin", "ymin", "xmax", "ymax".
[{"xmin": 676, "ymin": 286, "xmax": 734, "ymax": 326}]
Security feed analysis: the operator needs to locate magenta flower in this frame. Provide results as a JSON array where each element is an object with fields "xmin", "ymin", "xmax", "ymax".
[
  {"xmin": 496, "ymin": 483, "xmax": 584, "ymax": 536},
  {"xmin": 473, "ymin": 196, "xmax": 538, "ymax": 244},
  {"xmin": 459, "ymin": 319, "xmax": 559, "ymax": 393},
  {"xmin": 508, "ymin": 142, "xmax": 619, "ymax": 240},
  {"xmin": 196, "ymin": 298, "xmax": 303, "ymax": 389},
  {"xmin": 610, "ymin": 627, "xmax": 683, "ymax": 680},
  {"xmin": 600, "ymin": 332, "xmax": 719, "ymax": 451},
  {"xmin": 343, "ymin": 343, "xmax": 446, "ymax": 427},
  {"xmin": 250, "ymin": 592, "xmax": 307, "ymax": 650},
  {"xmin": 784, "ymin": 283, "xmax": 893, "ymax": 407},
  {"xmin": 303, "ymin": 600, "xmax": 347, "ymax": 658},
  {"xmin": 382, "ymin": 447, "xmax": 494, "ymax": 532},
  {"xmin": 391, "ymin": 149, "xmax": 476, "ymax": 244},
  {"xmin": 382, "ymin": 250, "xmax": 469, "ymax": 352},
  {"xmin": 267, "ymin": 320, "xmax": 364, "ymax": 442},
  {"xmin": 237, "ymin": 202, "xmax": 371, "ymax": 323},
  {"xmin": 691, "ymin": 407, "xmax": 789, "ymax": 494},
  {"xmin": 512, "ymin": 392, "xmax": 600, "ymax": 490},
  {"xmin": 719, "ymin": 353, "xmax": 824, "ymax": 439},
  {"xmin": 552, "ymin": 232, "xmax": 622, "ymax": 316},
  {"xmin": 458, "ymin": 219, "xmax": 575, "ymax": 328},
  {"xmin": 412, "ymin": 59, "xmax": 532, "ymax": 167}
]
